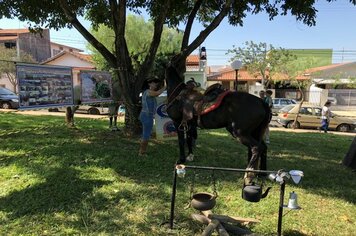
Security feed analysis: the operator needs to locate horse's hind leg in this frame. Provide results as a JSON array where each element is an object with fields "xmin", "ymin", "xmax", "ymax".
[
  {"xmin": 186, "ymin": 127, "xmax": 195, "ymax": 162},
  {"xmin": 238, "ymin": 135, "xmax": 262, "ymax": 184},
  {"xmin": 259, "ymin": 141, "xmax": 267, "ymax": 171}
]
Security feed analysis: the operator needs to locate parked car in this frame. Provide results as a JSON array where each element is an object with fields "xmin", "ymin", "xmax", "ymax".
[
  {"xmin": 49, "ymin": 104, "xmax": 109, "ymax": 115},
  {"xmin": 0, "ymin": 87, "xmax": 19, "ymax": 109},
  {"xmin": 277, "ymin": 103, "xmax": 356, "ymax": 132},
  {"xmin": 272, "ymin": 98, "xmax": 297, "ymax": 115}
]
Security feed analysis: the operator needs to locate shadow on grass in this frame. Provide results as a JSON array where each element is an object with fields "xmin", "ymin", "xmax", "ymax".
[
  {"xmin": 0, "ymin": 167, "xmax": 111, "ymax": 218},
  {"xmin": 283, "ymin": 230, "xmax": 309, "ymax": 236},
  {"xmin": 1, "ymin": 114, "xmax": 355, "ymax": 234}
]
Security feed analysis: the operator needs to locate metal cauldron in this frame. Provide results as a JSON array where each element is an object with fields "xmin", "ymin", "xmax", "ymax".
[{"xmin": 191, "ymin": 192, "xmax": 217, "ymax": 211}]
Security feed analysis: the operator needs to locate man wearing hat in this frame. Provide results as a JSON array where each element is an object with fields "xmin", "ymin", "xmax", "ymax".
[{"xmin": 138, "ymin": 76, "xmax": 166, "ymax": 156}]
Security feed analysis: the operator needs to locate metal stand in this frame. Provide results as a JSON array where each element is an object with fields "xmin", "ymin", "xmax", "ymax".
[
  {"xmin": 277, "ymin": 180, "xmax": 286, "ymax": 236},
  {"xmin": 169, "ymin": 164, "xmax": 288, "ymax": 236}
]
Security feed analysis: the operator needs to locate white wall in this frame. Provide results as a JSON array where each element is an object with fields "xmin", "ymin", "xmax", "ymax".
[
  {"xmin": 0, "ymin": 73, "xmax": 15, "ymax": 92},
  {"xmin": 44, "ymin": 54, "xmax": 95, "ymax": 87},
  {"xmin": 184, "ymin": 71, "xmax": 207, "ymax": 89}
]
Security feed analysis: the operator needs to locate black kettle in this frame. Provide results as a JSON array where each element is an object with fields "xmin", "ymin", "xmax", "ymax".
[{"xmin": 242, "ymin": 183, "xmax": 271, "ymax": 202}]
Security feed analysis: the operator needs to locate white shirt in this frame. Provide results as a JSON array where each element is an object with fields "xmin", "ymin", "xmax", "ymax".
[{"xmin": 321, "ymin": 106, "xmax": 331, "ymax": 120}]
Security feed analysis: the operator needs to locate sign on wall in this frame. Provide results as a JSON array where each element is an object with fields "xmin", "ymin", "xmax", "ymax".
[
  {"xmin": 17, "ymin": 63, "xmax": 74, "ymax": 109},
  {"xmin": 79, "ymin": 70, "xmax": 113, "ymax": 104},
  {"xmin": 155, "ymin": 96, "xmax": 177, "ymax": 140}
]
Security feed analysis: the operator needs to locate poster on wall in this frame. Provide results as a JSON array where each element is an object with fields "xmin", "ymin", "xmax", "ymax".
[
  {"xmin": 79, "ymin": 70, "xmax": 113, "ymax": 104},
  {"xmin": 16, "ymin": 63, "xmax": 74, "ymax": 109},
  {"xmin": 155, "ymin": 96, "xmax": 177, "ymax": 140}
]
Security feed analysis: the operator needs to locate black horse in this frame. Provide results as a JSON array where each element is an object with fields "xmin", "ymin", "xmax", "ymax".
[{"xmin": 165, "ymin": 66, "xmax": 271, "ymax": 183}]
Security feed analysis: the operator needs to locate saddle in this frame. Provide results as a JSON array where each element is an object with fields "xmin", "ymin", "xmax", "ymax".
[{"xmin": 179, "ymin": 83, "xmax": 229, "ymax": 126}]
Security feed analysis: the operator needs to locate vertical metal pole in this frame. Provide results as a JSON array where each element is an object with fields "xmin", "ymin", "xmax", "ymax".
[
  {"xmin": 235, "ymin": 69, "xmax": 238, "ymax": 91},
  {"xmin": 169, "ymin": 166, "xmax": 178, "ymax": 229},
  {"xmin": 277, "ymin": 181, "xmax": 286, "ymax": 236}
]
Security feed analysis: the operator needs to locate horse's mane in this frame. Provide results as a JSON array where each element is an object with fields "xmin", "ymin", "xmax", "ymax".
[{"xmin": 166, "ymin": 65, "xmax": 186, "ymax": 103}]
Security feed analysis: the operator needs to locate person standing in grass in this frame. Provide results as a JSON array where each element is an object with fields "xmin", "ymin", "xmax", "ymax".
[
  {"xmin": 108, "ymin": 101, "xmax": 120, "ymax": 131},
  {"xmin": 138, "ymin": 77, "xmax": 166, "ymax": 156},
  {"xmin": 263, "ymin": 90, "xmax": 273, "ymax": 144},
  {"xmin": 320, "ymin": 101, "xmax": 332, "ymax": 133}
]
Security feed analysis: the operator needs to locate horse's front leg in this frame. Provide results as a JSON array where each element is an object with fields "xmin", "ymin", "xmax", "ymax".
[
  {"xmin": 185, "ymin": 125, "xmax": 196, "ymax": 162},
  {"xmin": 176, "ymin": 128, "xmax": 186, "ymax": 164}
]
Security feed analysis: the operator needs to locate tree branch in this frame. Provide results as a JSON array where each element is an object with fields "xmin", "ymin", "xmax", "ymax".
[
  {"xmin": 181, "ymin": 0, "xmax": 203, "ymax": 50},
  {"xmin": 138, "ymin": 0, "xmax": 171, "ymax": 82},
  {"xmin": 58, "ymin": 0, "xmax": 117, "ymax": 68},
  {"xmin": 173, "ymin": 0, "xmax": 233, "ymax": 69}
]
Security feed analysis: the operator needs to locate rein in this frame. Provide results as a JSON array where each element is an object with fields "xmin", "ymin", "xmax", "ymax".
[{"xmin": 166, "ymin": 82, "xmax": 185, "ymax": 108}]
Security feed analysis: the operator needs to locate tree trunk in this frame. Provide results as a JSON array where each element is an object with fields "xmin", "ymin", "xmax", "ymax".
[
  {"xmin": 123, "ymin": 102, "xmax": 142, "ymax": 136},
  {"xmin": 343, "ymin": 136, "xmax": 356, "ymax": 170},
  {"xmin": 65, "ymin": 106, "xmax": 79, "ymax": 127},
  {"xmin": 293, "ymin": 87, "xmax": 305, "ymax": 129}
]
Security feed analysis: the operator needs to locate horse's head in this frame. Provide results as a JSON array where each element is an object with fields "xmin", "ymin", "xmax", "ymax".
[{"xmin": 165, "ymin": 65, "xmax": 185, "ymax": 96}]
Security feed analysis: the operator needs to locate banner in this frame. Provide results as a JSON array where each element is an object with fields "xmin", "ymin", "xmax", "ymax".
[
  {"xmin": 79, "ymin": 70, "xmax": 113, "ymax": 104},
  {"xmin": 17, "ymin": 63, "xmax": 73, "ymax": 109},
  {"xmin": 155, "ymin": 96, "xmax": 177, "ymax": 140}
]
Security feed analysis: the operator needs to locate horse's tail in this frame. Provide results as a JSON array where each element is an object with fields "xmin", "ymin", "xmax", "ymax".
[
  {"xmin": 261, "ymin": 101, "xmax": 272, "ymax": 136},
  {"xmin": 253, "ymin": 100, "xmax": 271, "ymax": 141}
]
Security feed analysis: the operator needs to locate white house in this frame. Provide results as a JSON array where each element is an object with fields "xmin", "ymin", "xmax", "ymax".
[
  {"xmin": 41, "ymin": 51, "xmax": 95, "ymax": 86},
  {"xmin": 50, "ymin": 42, "xmax": 83, "ymax": 57}
]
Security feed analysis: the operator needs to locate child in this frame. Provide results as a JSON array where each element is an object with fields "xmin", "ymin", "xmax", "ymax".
[{"xmin": 108, "ymin": 101, "xmax": 120, "ymax": 131}]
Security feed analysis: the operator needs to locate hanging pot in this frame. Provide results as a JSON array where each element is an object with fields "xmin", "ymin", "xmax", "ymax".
[
  {"xmin": 242, "ymin": 184, "xmax": 271, "ymax": 202},
  {"xmin": 191, "ymin": 192, "xmax": 217, "ymax": 211}
]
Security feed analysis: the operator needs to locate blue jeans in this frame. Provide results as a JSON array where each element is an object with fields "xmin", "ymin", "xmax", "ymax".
[
  {"xmin": 321, "ymin": 119, "xmax": 329, "ymax": 132},
  {"xmin": 139, "ymin": 112, "xmax": 154, "ymax": 141}
]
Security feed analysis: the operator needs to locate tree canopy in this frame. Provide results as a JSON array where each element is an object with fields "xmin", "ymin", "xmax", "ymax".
[
  {"xmin": 0, "ymin": 46, "xmax": 34, "ymax": 93},
  {"xmin": 88, "ymin": 14, "xmax": 183, "ymax": 78},
  {"xmin": 2, "ymin": 0, "xmax": 355, "ymax": 133}
]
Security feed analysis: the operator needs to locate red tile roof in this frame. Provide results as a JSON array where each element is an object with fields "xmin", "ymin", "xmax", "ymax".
[
  {"xmin": 41, "ymin": 51, "xmax": 93, "ymax": 64},
  {"xmin": 0, "ymin": 29, "xmax": 30, "ymax": 34},
  {"xmin": 304, "ymin": 63, "xmax": 350, "ymax": 73},
  {"xmin": 186, "ymin": 55, "xmax": 199, "ymax": 65},
  {"xmin": 207, "ymin": 66, "xmax": 262, "ymax": 82}
]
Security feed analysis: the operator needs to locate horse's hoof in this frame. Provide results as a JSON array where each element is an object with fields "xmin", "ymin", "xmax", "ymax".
[
  {"xmin": 176, "ymin": 159, "xmax": 186, "ymax": 165},
  {"xmin": 186, "ymin": 154, "xmax": 194, "ymax": 162}
]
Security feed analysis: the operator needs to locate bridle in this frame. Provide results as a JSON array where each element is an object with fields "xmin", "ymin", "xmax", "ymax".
[{"xmin": 166, "ymin": 82, "xmax": 185, "ymax": 109}]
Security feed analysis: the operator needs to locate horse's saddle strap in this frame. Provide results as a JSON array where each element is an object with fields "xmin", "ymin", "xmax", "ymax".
[{"xmin": 200, "ymin": 90, "xmax": 232, "ymax": 115}]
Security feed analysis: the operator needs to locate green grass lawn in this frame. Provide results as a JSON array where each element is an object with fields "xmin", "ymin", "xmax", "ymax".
[{"xmin": 0, "ymin": 112, "xmax": 355, "ymax": 235}]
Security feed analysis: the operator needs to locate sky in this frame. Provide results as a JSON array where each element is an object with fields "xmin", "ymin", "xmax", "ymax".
[{"xmin": 1, "ymin": 1, "xmax": 356, "ymax": 66}]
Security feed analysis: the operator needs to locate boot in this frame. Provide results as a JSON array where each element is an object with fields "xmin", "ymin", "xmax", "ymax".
[{"xmin": 138, "ymin": 140, "xmax": 149, "ymax": 156}]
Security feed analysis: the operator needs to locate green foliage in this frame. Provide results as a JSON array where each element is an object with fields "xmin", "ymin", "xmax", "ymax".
[
  {"xmin": 289, "ymin": 49, "xmax": 332, "ymax": 67},
  {"xmin": 0, "ymin": 113, "xmax": 356, "ymax": 235},
  {"xmin": 228, "ymin": 41, "xmax": 296, "ymax": 87},
  {"xmin": 0, "ymin": 46, "xmax": 34, "ymax": 92},
  {"xmin": 88, "ymin": 15, "xmax": 183, "ymax": 76}
]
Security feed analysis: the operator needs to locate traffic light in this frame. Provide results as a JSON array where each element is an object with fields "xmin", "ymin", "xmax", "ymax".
[{"xmin": 200, "ymin": 46, "xmax": 207, "ymax": 61}]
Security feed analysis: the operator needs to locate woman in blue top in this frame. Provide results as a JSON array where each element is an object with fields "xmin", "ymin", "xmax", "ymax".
[{"xmin": 138, "ymin": 77, "xmax": 166, "ymax": 156}]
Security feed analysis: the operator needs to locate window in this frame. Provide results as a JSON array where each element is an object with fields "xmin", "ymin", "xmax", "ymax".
[
  {"xmin": 300, "ymin": 107, "xmax": 313, "ymax": 115},
  {"xmin": 314, "ymin": 108, "xmax": 322, "ymax": 116},
  {"xmin": 273, "ymin": 99, "xmax": 279, "ymax": 105},
  {"xmin": 4, "ymin": 42, "xmax": 16, "ymax": 48},
  {"xmin": 280, "ymin": 99, "xmax": 289, "ymax": 105}
]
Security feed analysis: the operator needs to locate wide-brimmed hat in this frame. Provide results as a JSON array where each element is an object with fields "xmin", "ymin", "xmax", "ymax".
[{"xmin": 147, "ymin": 76, "xmax": 161, "ymax": 83}]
